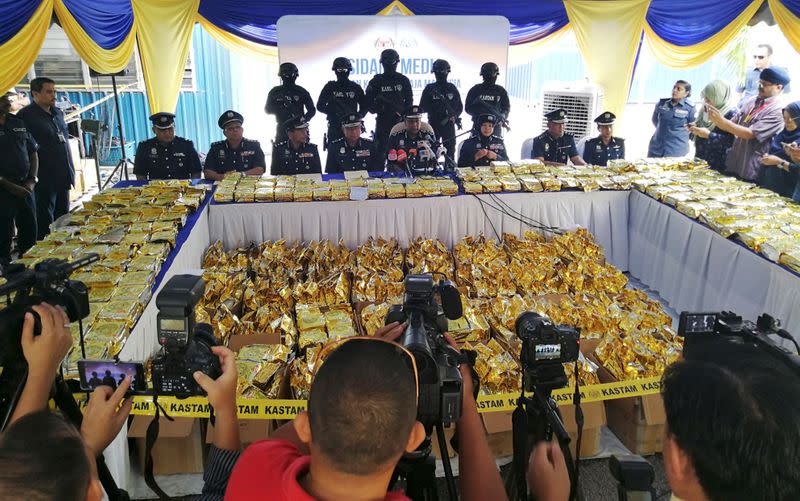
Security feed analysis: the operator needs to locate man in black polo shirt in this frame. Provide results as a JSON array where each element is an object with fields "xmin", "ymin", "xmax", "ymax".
[
  {"xmin": 0, "ymin": 92, "xmax": 38, "ymax": 263},
  {"xmin": 16, "ymin": 77, "xmax": 74, "ymax": 239},
  {"xmin": 133, "ymin": 112, "xmax": 202, "ymax": 180}
]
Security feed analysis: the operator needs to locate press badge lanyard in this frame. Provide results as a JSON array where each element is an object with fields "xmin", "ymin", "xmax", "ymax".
[{"xmin": 745, "ymin": 99, "xmax": 771, "ymax": 124}]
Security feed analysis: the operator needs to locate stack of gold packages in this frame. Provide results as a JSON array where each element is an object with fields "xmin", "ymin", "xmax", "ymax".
[
  {"xmin": 359, "ymin": 302, "xmax": 390, "ymax": 336},
  {"xmin": 594, "ymin": 325, "xmax": 682, "ymax": 381},
  {"xmin": 447, "ymin": 298, "xmax": 490, "ymax": 344},
  {"xmin": 253, "ymin": 240, "xmax": 304, "ymax": 283},
  {"xmin": 296, "ymin": 304, "xmax": 357, "ymax": 350},
  {"xmin": 454, "ymin": 235, "xmax": 516, "ymax": 297},
  {"xmin": 351, "ymin": 237, "xmax": 404, "ymax": 303},
  {"xmin": 236, "ymin": 344, "xmax": 292, "ymax": 399},
  {"xmin": 464, "ymin": 338, "xmax": 520, "ymax": 396},
  {"xmin": 294, "ymin": 240, "xmax": 352, "ymax": 307},
  {"xmin": 405, "ymin": 237, "xmax": 455, "ymax": 279}
]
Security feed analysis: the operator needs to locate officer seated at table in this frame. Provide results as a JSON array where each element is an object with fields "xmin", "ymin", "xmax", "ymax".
[
  {"xmin": 133, "ymin": 112, "xmax": 202, "ymax": 180},
  {"xmin": 386, "ymin": 105, "xmax": 438, "ymax": 176},
  {"xmin": 531, "ymin": 108, "xmax": 586, "ymax": 166},
  {"xmin": 457, "ymin": 114, "xmax": 508, "ymax": 167},
  {"xmin": 583, "ymin": 111, "xmax": 625, "ymax": 166},
  {"xmin": 203, "ymin": 110, "xmax": 266, "ymax": 180},
  {"xmin": 270, "ymin": 116, "xmax": 321, "ymax": 175},
  {"xmin": 325, "ymin": 113, "xmax": 383, "ymax": 173}
]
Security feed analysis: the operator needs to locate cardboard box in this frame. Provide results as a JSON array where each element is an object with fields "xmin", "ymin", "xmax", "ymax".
[
  {"xmin": 588, "ymin": 352, "xmax": 666, "ymax": 455},
  {"xmin": 482, "ymin": 410, "xmax": 513, "ymax": 434},
  {"xmin": 560, "ymin": 400, "xmax": 606, "ymax": 458},
  {"xmin": 430, "ymin": 425, "xmax": 456, "ymax": 459},
  {"xmin": 228, "ymin": 332, "xmax": 282, "ymax": 353},
  {"xmin": 129, "ymin": 416, "xmax": 205, "ymax": 475},
  {"xmin": 206, "ymin": 418, "xmax": 272, "ymax": 447}
]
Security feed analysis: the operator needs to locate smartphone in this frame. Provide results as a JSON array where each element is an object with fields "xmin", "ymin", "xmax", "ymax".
[{"xmin": 77, "ymin": 360, "xmax": 147, "ymax": 394}]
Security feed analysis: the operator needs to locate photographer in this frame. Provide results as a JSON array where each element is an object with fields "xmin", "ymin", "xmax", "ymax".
[
  {"xmin": 529, "ymin": 341, "xmax": 800, "ymax": 501},
  {"xmin": 225, "ymin": 322, "xmax": 507, "ymax": 501}
]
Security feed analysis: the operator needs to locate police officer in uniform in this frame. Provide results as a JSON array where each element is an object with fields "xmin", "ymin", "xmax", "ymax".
[
  {"xmin": 204, "ymin": 110, "xmax": 266, "ymax": 180},
  {"xmin": 420, "ymin": 59, "xmax": 463, "ymax": 170},
  {"xmin": 326, "ymin": 114, "xmax": 383, "ymax": 173},
  {"xmin": 648, "ymin": 80, "xmax": 695, "ymax": 158},
  {"xmin": 583, "ymin": 112, "xmax": 625, "ymax": 166},
  {"xmin": 465, "ymin": 62, "xmax": 511, "ymax": 137},
  {"xmin": 0, "ymin": 92, "xmax": 38, "ymax": 263},
  {"xmin": 270, "ymin": 117, "xmax": 322, "ymax": 175},
  {"xmin": 457, "ymin": 114, "xmax": 508, "ymax": 167},
  {"xmin": 364, "ymin": 49, "xmax": 413, "ymax": 158},
  {"xmin": 265, "ymin": 62, "xmax": 316, "ymax": 143},
  {"xmin": 531, "ymin": 109, "xmax": 587, "ymax": 166},
  {"xmin": 386, "ymin": 105, "xmax": 438, "ymax": 176},
  {"xmin": 317, "ymin": 57, "xmax": 366, "ymax": 147},
  {"xmin": 133, "ymin": 113, "xmax": 202, "ymax": 180}
]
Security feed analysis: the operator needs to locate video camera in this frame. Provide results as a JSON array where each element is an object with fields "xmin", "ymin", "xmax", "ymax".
[
  {"xmin": 515, "ymin": 311, "xmax": 580, "ymax": 392},
  {"xmin": 385, "ymin": 274, "xmax": 464, "ymax": 426},
  {"xmin": 678, "ymin": 311, "xmax": 800, "ymax": 376},
  {"xmin": 151, "ymin": 275, "xmax": 221, "ymax": 398}
]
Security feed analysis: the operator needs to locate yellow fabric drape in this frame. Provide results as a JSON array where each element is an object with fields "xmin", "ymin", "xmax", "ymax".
[
  {"xmin": 53, "ymin": 0, "xmax": 137, "ymax": 74},
  {"xmin": 197, "ymin": 15, "xmax": 278, "ymax": 63},
  {"xmin": 377, "ymin": 1, "xmax": 414, "ymax": 15},
  {"xmin": 0, "ymin": 0, "xmax": 52, "ymax": 93},
  {"xmin": 132, "ymin": 0, "xmax": 200, "ymax": 114},
  {"xmin": 769, "ymin": 0, "xmax": 800, "ymax": 54},
  {"xmin": 564, "ymin": 0, "xmax": 650, "ymax": 118},
  {"xmin": 508, "ymin": 24, "xmax": 571, "ymax": 65},
  {"xmin": 644, "ymin": 0, "xmax": 763, "ymax": 69}
]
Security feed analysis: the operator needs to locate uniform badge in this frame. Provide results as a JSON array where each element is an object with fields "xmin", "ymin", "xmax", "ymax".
[
  {"xmin": 596, "ymin": 145, "xmax": 602, "ymax": 151},
  {"xmin": 544, "ymin": 143, "xmax": 550, "ymax": 152},
  {"xmin": 395, "ymin": 84, "xmax": 402, "ymax": 91},
  {"xmin": 340, "ymin": 147, "xmax": 346, "ymax": 154},
  {"xmin": 294, "ymin": 96, "xmax": 300, "ymax": 101},
  {"xmin": 447, "ymin": 93, "xmax": 453, "ymax": 99},
  {"xmin": 356, "ymin": 150, "xmax": 370, "ymax": 157},
  {"xmin": 151, "ymin": 148, "xmax": 157, "ymax": 155},
  {"xmin": 219, "ymin": 150, "xmax": 226, "ymax": 159},
  {"xmin": 347, "ymin": 92, "xmax": 355, "ymax": 98}
]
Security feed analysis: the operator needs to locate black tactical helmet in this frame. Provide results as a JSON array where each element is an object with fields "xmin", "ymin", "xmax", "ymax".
[
  {"xmin": 432, "ymin": 59, "xmax": 451, "ymax": 74},
  {"xmin": 332, "ymin": 57, "xmax": 353, "ymax": 72},
  {"xmin": 278, "ymin": 62, "xmax": 299, "ymax": 79},
  {"xmin": 480, "ymin": 62, "xmax": 500, "ymax": 78},
  {"xmin": 380, "ymin": 49, "xmax": 400, "ymax": 64}
]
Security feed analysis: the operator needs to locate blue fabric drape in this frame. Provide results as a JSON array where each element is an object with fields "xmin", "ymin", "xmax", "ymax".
[
  {"xmin": 646, "ymin": 0, "xmax": 755, "ymax": 46},
  {"xmin": 197, "ymin": 0, "xmax": 569, "ymax": 46},
  {"xmin": 0, "ymin": 0, "xmax": 42, "ymax": 45},
  {"xmin": 62, "ymin": 0, "xmax": 134, "ymax": 49},
  {"xmin": 779, "ymin": 0, "xmax": 800, "ymax": 15}
]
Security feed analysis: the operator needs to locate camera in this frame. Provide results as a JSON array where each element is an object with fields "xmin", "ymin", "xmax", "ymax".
[
  {"xmin": 678, "ymin": 311, "xmax": 800, "ymax": 376},
  {"xmin": 151, "ymin": 275, "xmax": 221, "ymax": 397},
  {"xmin": 515, "ymin": 311, "xmax": 580, "ymax": 391},
  {"xmin": 385, "ymin": 274, "xmax": 464, "ymax": 426},
  {"xmin": 0, "ymin": 254, "xmax": 99, "ymax": 366}
]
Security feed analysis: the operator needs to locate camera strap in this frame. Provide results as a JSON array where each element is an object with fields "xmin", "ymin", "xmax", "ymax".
[
  {"xmin": 456, "ymin": 348, "xmax": 480, "ymax": 399},
  {"xmin": 571, "ymin": 360, "xmax": 583, "ymax": 501},
  {"xmin": 144, "ymin": 394, "xmax": 175, "ymax": 500}
]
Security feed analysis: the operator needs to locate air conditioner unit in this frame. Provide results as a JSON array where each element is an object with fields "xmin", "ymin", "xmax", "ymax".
[{"xmin": 541, "ymin": 83, "xmax": 604, "ymax": 142}]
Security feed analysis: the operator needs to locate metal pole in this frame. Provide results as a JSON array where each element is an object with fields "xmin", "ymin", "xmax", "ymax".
[{"xmin": 111, "ymin": 75, "xmax": 129, "ymax": 180}]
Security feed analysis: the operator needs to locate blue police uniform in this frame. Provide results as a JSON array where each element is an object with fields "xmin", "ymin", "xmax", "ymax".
[
  {"xmin": 583, "ymin": 137, "xmax": 625, "ymax": 166},
  {"xmin": 326, "ymin": 137, "xmax": 382, "ymax": 173},
  {"xmin": 458, "ymin": 134, "xmax": 507, "ymax": 167},
  {"xmin": 205, "ymin": 139, "xmax": 265, "ymax": 175},
  {"xmin": 133, "ymin": 112, "xmax": 202, "ymax": 180},
  {"xmin": 531, "ymin": 132, "xmax": 578, "ymax": 164},
  {"xmin": 0, "ymin": 113, "xmax": 38, "ymax": 261},
  {"xmin": 648, "ymin": 98, "xmax": 696, "ymax": 157},
  {"xmin": 17, "ymin": 102, "xmax": 74, "ymax": 239},
  {"xmin": 270, "ymin": 141, "xmax": 322, "ymax": 175}
]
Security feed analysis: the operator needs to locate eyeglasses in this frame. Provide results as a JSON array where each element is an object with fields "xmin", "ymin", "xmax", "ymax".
[
  {"xmin": 754, "ymin": 55, "xmax": 766, "ymax": 60},
  {"xmin": 312, "ymin": 336, "xmax": 419, "ymax": 406}
]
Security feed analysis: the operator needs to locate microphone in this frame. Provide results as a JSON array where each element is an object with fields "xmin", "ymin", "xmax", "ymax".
[
  {"xmin": 439, "ymin": 281, "xmax": 463, "ymax": 320},
  {"xmin": 396, "ymin": 149, "xmax": 408, "ymax": 162},
  {"xmin": 388, "ymin": 149, "xmax": 398, "ymax": 161}
]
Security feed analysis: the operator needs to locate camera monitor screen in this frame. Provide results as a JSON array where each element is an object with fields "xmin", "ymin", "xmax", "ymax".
[
  {"xmin": 160, "ymin": 318, "xmax": 187, "ymax": 332},
  {"xmin": 679, "ymin": 312, "xmax": 717, "ymax": 335},
  {"xmin": 77, "ymin": 360, "xmax": 146, "ymax": 393}
]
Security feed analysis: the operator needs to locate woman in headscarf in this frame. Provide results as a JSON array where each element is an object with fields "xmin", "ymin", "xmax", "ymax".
[
  {"xmin": 687, "ymin": 80, "xmax": 736, "ymax": 172},
  {"xmin": 758, "ymin": 101, "xmax": 800, "ymax": 197}
]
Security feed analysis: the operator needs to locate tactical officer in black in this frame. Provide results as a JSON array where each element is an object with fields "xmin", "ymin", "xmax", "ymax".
[
  {"xmin": 364, "ymin": 49, "xmax": 413, "ymax": 158},
  {"xmin": 133, "ymin": 113, "xmax": 202, "ymax": 180},
  {"xmin": 531, "ymin": 109, "xmax": 587, "ymax": 166},
  {"xmin": 420, "ymin": 59, "xmax": 463, "ymax": 170},
  {"xmin": 0, "ymin": 92, "xmax": 38, "ymax": 263},
  {"xmin": 270, "ymin": 117, "xmax": 322, "ymax": 175},
  {"xmin": 583, "ymin": 111, "xmax": 625, "ymax": 167},
  {"xmin": 326, "ymin": 114, "xmax": 382, "ymax": 173},
  {"xmin": 386, "ymin": 106, "xmax": 438, "ymax": 176},
  {"xmin": 458, "ymin": 114, "xmax": 508, "ymax": 167},
  {"xmin": 465, "ymin": 62, "xmax": 511, "ymax": 137},
  {"xmin": 317, "ymin": 57, "xmax": 366, "ymax": 148},
  {"xmin": 204, "ymin": 110, "xmax": 266, "ymax": 180},
  {"xmin": 265, "ymin": 62, "xmax": 316, "ymax": 142}
]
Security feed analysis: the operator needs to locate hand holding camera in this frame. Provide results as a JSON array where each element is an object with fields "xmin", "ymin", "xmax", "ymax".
[
  {"xmin": 193, "ymin": 346, "xmax": 237, "ymax": 414},
  {"xmin": 21, "ymin": 303, "xmax": 72, "ymax": 380}
]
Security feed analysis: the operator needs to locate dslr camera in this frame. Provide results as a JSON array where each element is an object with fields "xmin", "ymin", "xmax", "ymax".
[
  {"xmin": 151, "ymin": 274, "xmax": 221, "ymax": 398},
  {"xmin": 515, "ymin": 311, "xmax": 580, "ymax": 391},
  {"xmin": 385, "ymin": 274, "xmax": 464, "ymax": 426}
]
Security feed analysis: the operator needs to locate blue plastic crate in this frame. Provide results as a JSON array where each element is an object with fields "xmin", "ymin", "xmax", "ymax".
[{"xmin": 100, "ymin": 141, "xmax": 135, "ymax": 166}]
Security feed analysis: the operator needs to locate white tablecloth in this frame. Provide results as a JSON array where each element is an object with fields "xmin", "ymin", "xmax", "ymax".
[
  {"xmin": 208, "ymin": 191, "xmax": 631, "ymax": 270},
  {"xmin": 627, "ymin": 190, "xmax": 800, "ymax": 336}
]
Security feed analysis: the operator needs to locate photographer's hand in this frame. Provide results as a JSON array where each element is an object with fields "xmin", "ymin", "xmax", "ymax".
[
  {"xmin": 10, "ymin": 303, "xmax": 73, "ymax": 424},
  {"xmin": 528, "ymin": 441, "xmax": 570, "ymax": 501},
  {"xmin": 81, "ymin": 377, "xmax": 133, "ymax": 457},
  {"xmin": 194, "ymin": 346, "xmax": 240, "ymax": 451},
  {"xmin": 375, "ymin": 321, "xmax": 406, "ymax": 342}
]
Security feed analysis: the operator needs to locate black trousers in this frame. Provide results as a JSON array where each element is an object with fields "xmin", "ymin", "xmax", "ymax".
[
  {"xmin": 34, "ymin": 184, "xmax": 69, "ymax": 240},
  {"xmin": 0, "ymin": 189, "xmax": 37, "ymax": 263}
]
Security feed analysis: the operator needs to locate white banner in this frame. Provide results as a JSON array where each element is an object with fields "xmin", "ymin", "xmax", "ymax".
[{"xmin": 277, "ymin": 15, "xmax": 509, "ymax": 166}]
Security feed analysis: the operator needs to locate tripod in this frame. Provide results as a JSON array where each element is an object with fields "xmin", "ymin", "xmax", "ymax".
[
  {"xmin": 392, "ymin": 422, "xmax": 458, "ymax": 501},
  {"xmin": 101, "ymin": 74, "xmax": 132, "ymax": 190}
]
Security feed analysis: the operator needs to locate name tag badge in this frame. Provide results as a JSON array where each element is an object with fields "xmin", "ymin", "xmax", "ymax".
[
  {"xmin": 57, "ymin": 133, "xmax": 66, "ymax": 143},
  {"xmin": 674, "ymin": 109, "xmax": 689, "ymax": 117},
  {"xmin": 242, "ymin": 151, "xmax": 254, "ymax": 157},
  {"xmin": 355, "ymin": 150, "xmax": 370, "ymax": 157}
]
